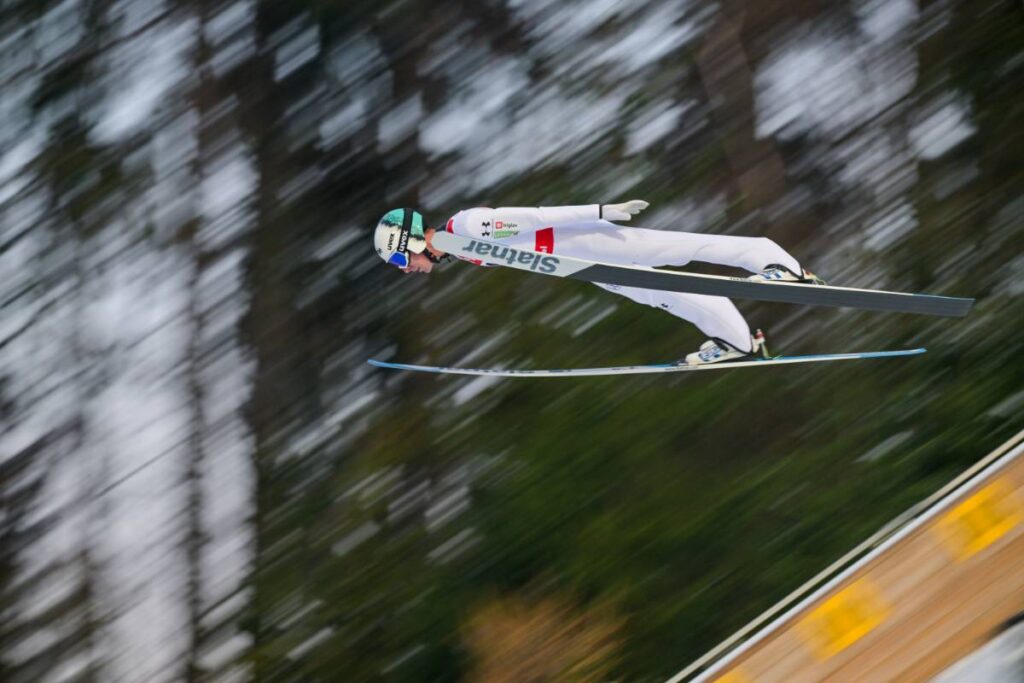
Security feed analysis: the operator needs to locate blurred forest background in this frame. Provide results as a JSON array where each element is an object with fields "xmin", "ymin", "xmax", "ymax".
[{"xmin": 1, "ymin": 0, "xmax": 1022, "ymax": 681}]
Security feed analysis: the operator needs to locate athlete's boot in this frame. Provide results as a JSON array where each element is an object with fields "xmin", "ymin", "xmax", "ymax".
[
  {"xmin": 683, "ymin": 329, "xmax": 770, "ymax": 366},
  {"xmin": 748, "ymin": 263, "xmax": 826, "ymax": 285}
]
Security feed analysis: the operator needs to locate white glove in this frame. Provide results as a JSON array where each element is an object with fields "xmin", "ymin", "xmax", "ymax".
[{"xmin": 601, "ymin": 199, "xmax": 649, "ymax": 222}]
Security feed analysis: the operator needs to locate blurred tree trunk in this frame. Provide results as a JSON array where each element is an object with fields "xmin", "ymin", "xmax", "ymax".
[
  {"xmin": 182, "ymin": 2, "xmax": 215, "ymax": 680},
  {"xmin": 695, "ymin": 8, "xmax": 786, "ymax": 211},
  {"xmin": 237, "ymin": 5, "xmax": 320, "ymax": 678},
  {"xmin": 5, "ymin": 0, "xmax": 115, "ymax": 678}
]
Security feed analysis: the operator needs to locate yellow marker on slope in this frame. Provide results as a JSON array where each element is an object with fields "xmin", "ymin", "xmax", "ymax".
[
  {"xmin": 799, "ymin": 579, "xmax": 890, "ymax": 660},
  {"xmin": 934, "ymin": 479, "xmax": 1023, "ymax": 560},
  {"xmin": 712, "ymin": 670, "xmax": 751, "ymax": 683}
]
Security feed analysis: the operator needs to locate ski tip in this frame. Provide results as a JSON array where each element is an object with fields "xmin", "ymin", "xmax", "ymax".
[
  {"xmin": 911, "ymin": 294, "xmax": 974, "ymax": 318},
  {"xmin": 369, "ymin": 359, "xmax": 448, "ymax": 374},
  {"xmin": 858, "ymin": 347, "xmax": 926, "ymax": 358},
  {"xmin": 859, "ymin": 347, "xmax": 926, "ymax": 356}
]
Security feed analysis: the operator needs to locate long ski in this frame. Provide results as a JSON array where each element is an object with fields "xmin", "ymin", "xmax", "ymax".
[
  {"xmin": 431, "ymin": 232, "xmax": 973, "ymax": 318},
  {"xmin": 368, "ymin": 348, "xmax": 926, "ymax": 378}
]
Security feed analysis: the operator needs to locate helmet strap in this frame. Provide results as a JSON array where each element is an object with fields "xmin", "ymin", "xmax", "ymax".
[
  {"xmin": 396, "ymin": 208, "xmax": 429, "ymax": 256},
  {"xmin": 403, "ymin": 208, "xmax": 425, "ymax": 239}
]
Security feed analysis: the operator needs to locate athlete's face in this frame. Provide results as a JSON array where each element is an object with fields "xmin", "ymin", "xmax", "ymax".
[{"xmin": 402, "ymin": 252, "xmax": 434, "ymax": 274}]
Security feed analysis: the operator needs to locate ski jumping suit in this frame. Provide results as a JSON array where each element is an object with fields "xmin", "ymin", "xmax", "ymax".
[{"xmin": 444, "ymin": 205, "xmax": 803, "ymax": 352}]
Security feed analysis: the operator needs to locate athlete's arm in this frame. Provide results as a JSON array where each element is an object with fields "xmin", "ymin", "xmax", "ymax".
[{"xmin": 448, "ymin": 201, "xmax": 648, "ymax": 239}]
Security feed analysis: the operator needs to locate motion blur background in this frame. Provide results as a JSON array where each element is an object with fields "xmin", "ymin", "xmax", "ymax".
[{"xmin": 1, "ymin": 0, "xmax": 1021, "ymax": 681}]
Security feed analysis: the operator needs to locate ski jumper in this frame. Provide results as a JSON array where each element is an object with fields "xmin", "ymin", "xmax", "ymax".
[{"xmin": 444, "ymin": 205, "xmax": 803, "ymax": 352}]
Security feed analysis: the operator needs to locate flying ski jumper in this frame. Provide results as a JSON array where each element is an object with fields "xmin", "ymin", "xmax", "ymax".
[{"xmin": 373, "ymin": 201, "xmax": 825, "ymax": 365}]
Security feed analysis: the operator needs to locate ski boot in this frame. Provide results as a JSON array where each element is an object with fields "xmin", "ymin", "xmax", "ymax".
[
  {"xmin": 682, "ymin": 329, "xmax": 770, "ymax": 366},
  {"xmin": 748, "ymin": 263, "xmax": 826, "ymax": 285}
]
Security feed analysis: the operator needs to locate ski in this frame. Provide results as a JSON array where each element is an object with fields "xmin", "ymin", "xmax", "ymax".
[
  {"xmin": 368, "ymin": 348, "xmax": 926, "ymax": 378},
  {"xmin": 431, "ymin": 232, "xmax": 974, "ymax": 318}
]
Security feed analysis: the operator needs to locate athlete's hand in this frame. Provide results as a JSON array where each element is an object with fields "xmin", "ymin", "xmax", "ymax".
[{"xmin": 601, "ymin": 199, "xmax": 649, "ymax": 222}]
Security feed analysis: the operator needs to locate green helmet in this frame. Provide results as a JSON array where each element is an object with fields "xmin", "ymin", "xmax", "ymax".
[{"xmin": 374, "ymin": 208, "xmax": 426, "ymax": 268}]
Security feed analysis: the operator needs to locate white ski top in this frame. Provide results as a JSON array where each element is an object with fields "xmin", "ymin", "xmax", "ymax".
[
  {"xmin": 436, "ymin": 203, "xmax": 800, "ymax": 350},
  {"xmin": 443, "ymin": 205, "xmax": 603, "ymax": 254}
]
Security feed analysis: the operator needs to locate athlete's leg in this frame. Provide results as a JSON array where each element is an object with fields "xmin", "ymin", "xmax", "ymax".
[
  {"xmin": 594, "ymin": 282, "xmax": 753, "ymax": 352},
  {"xmin": 552, "ymin": 222, "xmax": 802, "ymax": 274}
]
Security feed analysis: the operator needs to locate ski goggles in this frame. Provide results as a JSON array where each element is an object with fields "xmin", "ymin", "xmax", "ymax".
[
  {"xmin": 387, "ymin": 251, "xmax": 411, "ymax": 269},
  {"xmin": 388, "ymin": 249, "xmax": 447, "ymax": 268}
]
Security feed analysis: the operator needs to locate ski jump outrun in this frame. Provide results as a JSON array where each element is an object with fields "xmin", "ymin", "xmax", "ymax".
[{"xmin": 368, "ymin": 201, "xmax": 973, "ymax": 377}]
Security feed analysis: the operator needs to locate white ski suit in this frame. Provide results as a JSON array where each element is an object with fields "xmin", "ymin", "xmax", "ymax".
[{"xmin": 443, "ymin": 205, "xmax": 803, "ymax": 352}]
